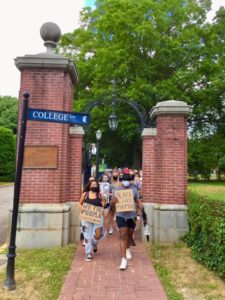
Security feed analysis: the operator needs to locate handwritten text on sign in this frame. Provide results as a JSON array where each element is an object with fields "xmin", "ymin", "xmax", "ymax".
[
  {"xmin": 115, "ymin": 189, "xmax": 134, "ymax": 212},
  {"xmin": 80, "ymin": 203, "xmax": 103, "ymax": 224}
]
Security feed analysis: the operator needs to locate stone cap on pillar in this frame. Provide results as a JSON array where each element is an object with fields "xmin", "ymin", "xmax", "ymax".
[
  {"xmin": 150, "ymin": 100, "xmax": 192, "ymax": 119},
  {"xmin": 69, "ymin": 126, "xmax": 85, "ymax": 136},
  {"xmin": 141, "ymin": 128, "xmax": 157, "ymax": 137},
  {"xmin": 14, "ymin": 22, "xmax": 78, "ymax": 84}
]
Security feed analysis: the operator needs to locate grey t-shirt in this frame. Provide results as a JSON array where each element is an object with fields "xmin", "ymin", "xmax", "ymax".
[{"xmin": 112, "ymin": 185, "xmax": 139, "ymax": 219}]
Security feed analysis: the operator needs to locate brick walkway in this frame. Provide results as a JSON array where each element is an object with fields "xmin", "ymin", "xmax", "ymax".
[{"xmin": 58, "ymin": 231, "xmax": 168, "ymax": 300}]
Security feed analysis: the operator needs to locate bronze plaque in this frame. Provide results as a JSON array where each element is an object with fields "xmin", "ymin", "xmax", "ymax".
[{"xmin": 23, "ymin": 146, "xmax": 58, "ymax": 169}]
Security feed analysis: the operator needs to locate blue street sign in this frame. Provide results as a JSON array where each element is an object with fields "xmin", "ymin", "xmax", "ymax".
[{"xmin": 28, "ymin": 108, "xmax": 90, "ymax": 125}]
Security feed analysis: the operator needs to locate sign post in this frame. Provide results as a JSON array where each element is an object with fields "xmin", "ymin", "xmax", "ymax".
[{"xmin": 4, "ymin": 92, "xmax": 29, "ymax": 290}]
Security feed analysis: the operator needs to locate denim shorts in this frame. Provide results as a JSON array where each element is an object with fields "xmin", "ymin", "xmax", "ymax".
[{"xmin": 116, "ymin": 216, "xmax": 136, "ymax": 229}]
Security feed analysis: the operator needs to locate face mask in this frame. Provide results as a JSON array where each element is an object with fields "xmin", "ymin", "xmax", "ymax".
[
  {"xmin": 90, "ymin": 187, "xmax": 99, "ymax": 192},
  {"xmin": 113, "ymin": 176, "xmax": 118, "ymax": 180},
  {"xmin": 102, "ymin": 178, "xmax": 108, "ymax": 182},
  {"xmin": 122, "ymin": 181, "xmax": 130, "ymax": 187}
]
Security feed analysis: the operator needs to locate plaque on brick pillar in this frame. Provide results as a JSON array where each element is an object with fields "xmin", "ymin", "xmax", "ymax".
[{"xmin": 23, "ymin": 146, "xmax": 58, "ymax": 168}]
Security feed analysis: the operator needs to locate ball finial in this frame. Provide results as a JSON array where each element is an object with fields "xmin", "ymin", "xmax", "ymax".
[{"xmin": 40, "ymin": 22, "xmax": 62, "ymax": 53}]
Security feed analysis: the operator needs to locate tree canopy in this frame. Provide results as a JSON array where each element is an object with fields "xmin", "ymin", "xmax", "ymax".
[
  {"xmin": 0, "ymin": 96, "xmax": 18, "ymax": 134},
  {"xmin": 0, "ymin": 126, "xmax": 16, "ymax": 181},
  {"xmin": 60, "ymin": 1, "xmax": 223, "ymax": 170}
]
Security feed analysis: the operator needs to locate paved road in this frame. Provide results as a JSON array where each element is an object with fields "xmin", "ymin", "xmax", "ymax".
[{"xmin": 0, "ymin": 185, "xmax": 13, "ymax": 247}]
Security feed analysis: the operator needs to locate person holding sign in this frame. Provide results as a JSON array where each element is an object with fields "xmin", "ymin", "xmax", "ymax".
[
  {"xmin": 79, "ymin": 180, "xmax": 106, "ymax": 262},
  {"xmin": 110, "ymin": 173, "xmax": 141, "ymax": 270}
]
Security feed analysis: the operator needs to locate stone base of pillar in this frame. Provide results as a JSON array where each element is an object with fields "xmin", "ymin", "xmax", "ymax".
[
  {"xmin": 67, "ymin": 202, "xmax": 81, "ymax": 243},
  {"xmin": 8, "ymin": 204, "xmax": 71, "ymax": 248},
  {"xmin": 141, "ymin": 203, "xmax": 188, "ymax": 243}
]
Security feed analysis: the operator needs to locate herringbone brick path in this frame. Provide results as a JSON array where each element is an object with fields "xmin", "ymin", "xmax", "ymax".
[{"xmin": 58, "ymin": 231, "xmax": 168, "ymax": 300}]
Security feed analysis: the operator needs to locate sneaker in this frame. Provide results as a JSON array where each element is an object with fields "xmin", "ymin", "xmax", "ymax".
[
  {"xmin": 109, "ymin": 228, "xmax": 113, "ymax": 235},
  {"xmin": 126, "ymin": 248, "xmax": 132, "ymax": 259},
  {"xmin": 85, "ymin": 254, "xmax": 92, "ymax": 262},
  {"xmin": 119, "ymin": 258, "xmax": 127, "ymax": 270}
]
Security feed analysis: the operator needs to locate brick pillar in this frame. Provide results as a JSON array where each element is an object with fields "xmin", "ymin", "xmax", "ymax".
[
  {"xmin": 68, "ymin": 126, "xmax": 84, "ymax": 203},
  {"xmin": 141, "ymin": 128, "xmax": 157, "ymax": 203},
  {"xmin": 141, "ymin": 100, "xmax": 192, "ymax": 243},
  {"xmin": 16, "ymin": 69, "xmax": 76, "ymax": 204},
  {"xmin": 12, "ymin": 22, "xmax": 81, "ymax": 248},
  {"xmin": 150, "ymin": 100, "xmax": 191, "ymax": 205}
]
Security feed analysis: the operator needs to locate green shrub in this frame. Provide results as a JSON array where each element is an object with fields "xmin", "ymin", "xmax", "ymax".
[
  {"xmin": 186, "ymin": 191, "xmax": 225, "ymax": 279},
  {"xmin": 0, "ymin": 126, "xmax": 16, "ymax": 181}
]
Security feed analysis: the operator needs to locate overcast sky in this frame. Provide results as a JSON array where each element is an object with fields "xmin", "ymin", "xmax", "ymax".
[{"xmin": 0, "ymin": 0, "xmax": 224, "ymax": 97}]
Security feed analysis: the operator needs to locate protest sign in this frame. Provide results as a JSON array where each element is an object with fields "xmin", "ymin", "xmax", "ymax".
[
  {"xmin": 100, "ymin": 182, "xmax": 110, "ymax": 203},
  {"xmin": 80, "ymin": 203, "xmax": 103, "ymax": 224},
  {"xmin": 115, "ymin": 189, "xmax": 134, "ymax": 212}
]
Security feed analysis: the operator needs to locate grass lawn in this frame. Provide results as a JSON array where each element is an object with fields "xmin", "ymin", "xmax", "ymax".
[
  {"xmin": 0, "ymin": 182, "xmax": 13, "ymax": 186},
  {"xmin": 0, "ymin": 243, "xmax": 77, "ymax": 300},
  {"xmin": 188, "ymin": 181, "xmax": 225, "ymax": 201},
  {"xmin": 148, "ymin": 242, "xmax": 225, "ymax": 300}
]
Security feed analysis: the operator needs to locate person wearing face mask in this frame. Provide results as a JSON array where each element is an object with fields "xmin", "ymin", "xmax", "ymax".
[
  {"xmin": 110, "ymin": 173, "xmax": 141, "ymax": 270},
  {"xmin": 99, "ymin": 174, "xmax": 111, "ymax": 235},
  {"xmin": 79, "ymin": 180, "xmax": 106, "ymax": 261}
]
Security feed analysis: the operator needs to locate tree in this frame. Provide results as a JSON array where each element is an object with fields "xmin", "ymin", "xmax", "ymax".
[
  {"xmin": 59, "ymin": 0, "xmax": 222, "ymax": 167},
  {"xmin": 0, "ymin": 126, "xmax": 16, "ymax": 181},
  {"xmin": 188, "ymin": 133, "xmax": 225, "ymax": 180},
  {"xmin": 0, "ymin": 96, "xmax": 18, "ymax": 133},
  {"xmin": 219, "ymin": 155, "xmax": 225, "ymax": 173}
]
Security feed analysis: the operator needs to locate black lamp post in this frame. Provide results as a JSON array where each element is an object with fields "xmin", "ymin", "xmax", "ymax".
[
  {"xmin": 95, "ymin": 129, "xmax": 102, "ymax": 179},
  {"xmin": 4, "ymin": 92, "xmax": 29, "ymax": 291},
  {"xmin": 108, "ymin": 111, "xmax": 118, "ymax": 131},
  {"xmin": 108, "ymin": 79, "xmax": 119, "ymax": 131}
]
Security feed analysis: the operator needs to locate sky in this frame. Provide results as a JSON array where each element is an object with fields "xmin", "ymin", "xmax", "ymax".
[{"xmin": 0, "ymin": 0, "xmax": 224, "ymax": 98}]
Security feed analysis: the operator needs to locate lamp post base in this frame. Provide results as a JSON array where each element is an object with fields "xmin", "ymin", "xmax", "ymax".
[{"xmin": 4, "ymin": 279, "xmax": 16, "ymax": 291}]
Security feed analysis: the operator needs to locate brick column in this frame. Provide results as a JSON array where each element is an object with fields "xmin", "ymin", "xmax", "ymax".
[
  {"xmin": 141, "ymin": 100, "xmax": 192, "ymax": 243},
  {"xmin": 68, "ymin": 126, "xmax": 84, "ymax": 203},
  {"xmin": 11, "ymin": 22, "xmax": 81, "ymax": 248},
  {"xmin": 16, "ymin": 69, "xmax": 76, "ymax": 204},
  {"xmin": 150, "ymin": 100, "xmax": 191, "ymax": 205},
  {"xmin": 141, "ymin": 128, "xmax": 157, "ymax": 203}
]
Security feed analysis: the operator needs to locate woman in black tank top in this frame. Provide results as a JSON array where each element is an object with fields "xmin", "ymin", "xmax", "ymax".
[
  {"xmin": 79, "ymin": 180, "xmax": 106, "ymax": 262},
  {"xmin": 83, "ymin": 191, "xmax": 103, "ymax": 207}
]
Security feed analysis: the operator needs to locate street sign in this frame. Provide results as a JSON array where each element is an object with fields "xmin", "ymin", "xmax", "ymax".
[{"xmin": 28, "ymin": 108, "xmax": 90, "ymax": 125}]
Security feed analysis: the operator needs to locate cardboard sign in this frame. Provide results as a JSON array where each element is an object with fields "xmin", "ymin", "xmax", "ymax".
[
  {"xmin": 80, "ymin": 203, "xmax": 103, "ymax": 224},
  {"xmin": 115, "ymin": 189, "xmax": 134, "ymax": 212}
]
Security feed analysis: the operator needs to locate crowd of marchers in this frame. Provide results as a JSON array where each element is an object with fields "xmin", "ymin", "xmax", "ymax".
[{"xmin": 79, "ymin": 167, "xmax": 150, "ymax": 271}]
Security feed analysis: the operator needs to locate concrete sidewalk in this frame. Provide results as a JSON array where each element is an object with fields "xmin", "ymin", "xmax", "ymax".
[
  {"xmin": 0, "ymin": 185, "xmax": 13, "ymax": 247},
  {"xmin": 58, "ymin": 231, "xmax": 168, "ymax": 300}
]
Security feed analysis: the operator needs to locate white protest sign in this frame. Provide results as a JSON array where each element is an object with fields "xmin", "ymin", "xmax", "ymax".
[
  {"xmin": 100, "ymin": 182, "xmax": 110, "ymax": 203},
  {"xmin": 80, "ymin": 203, "xmax": 103, "ymax": 224},
  {"xmin": 115, "ymin": 189, "xmax": 134, "ymax": 212}
]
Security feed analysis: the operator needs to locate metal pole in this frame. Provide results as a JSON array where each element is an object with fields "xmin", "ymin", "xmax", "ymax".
[
  {"xmin": 96, "ymin": 141, "xmax": 99, "ymax": 180},
  {"xmin": 4, "ymin": 92, "xmax": 29, "ymax": 291}
]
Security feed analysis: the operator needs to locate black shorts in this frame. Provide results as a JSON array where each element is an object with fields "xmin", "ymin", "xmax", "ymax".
[{"xmin": 116, "ymin": 216, "xmax": 136, "ymax": 229}]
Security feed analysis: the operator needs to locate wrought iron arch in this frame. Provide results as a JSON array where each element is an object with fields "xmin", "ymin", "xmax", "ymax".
[
  {"xmin": 84, "ymin": 98, "xmax": 150, "ymax": 130},
  {"xmin": 82, "ymin": 97, "xmax": 154, "ymax": 185}
]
